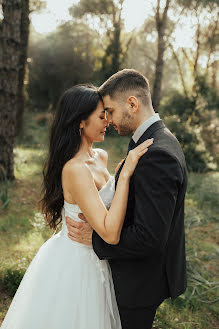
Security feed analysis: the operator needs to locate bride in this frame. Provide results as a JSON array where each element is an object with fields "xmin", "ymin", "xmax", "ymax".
[{"xmin": 1, "ymin": 84, "xmax": 152, "ymax": 329}]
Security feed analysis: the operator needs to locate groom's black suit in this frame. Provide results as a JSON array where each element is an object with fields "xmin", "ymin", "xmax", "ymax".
[{"xmin": 93, "ymin": 120, "xmax": 187, "ymax": 328}]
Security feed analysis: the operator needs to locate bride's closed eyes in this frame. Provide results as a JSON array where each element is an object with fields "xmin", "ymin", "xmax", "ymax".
[{"xmin": 99, "ymin": 111, "xmax": 107, "ymax": 120}]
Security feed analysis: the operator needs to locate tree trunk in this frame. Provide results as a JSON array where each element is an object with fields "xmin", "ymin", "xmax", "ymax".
[
  {"xmin": 111, "ymin": 21, "xmax": 121, "ymax": 75},
  {"xmin": 152, "ymin": 0, "xmax": 171, "ymax": 111},
  {"xmin": 169, "ymin": 42, "xmax": 188, "ymax": 97},
  {"xmin": 0, "ymin": 0, "xmax": 22, "ymax": 180},
  {"xmin": 16, "ymin": 0, "xmax": 30, "ymax": 136},
  {"xmin": 211, "ymin": 59, "xmax": 218, "ymax": 89},
  {"xmin": 152, "ymin": 30, "xmax": 165, "ymax": 111},
  {"xmin": 193, "ymin": 20, "xmax": 201, "ymax": 82},
  {"xmin": 101, "ymin": 2, "xmax": 123, "ymax": 80},
  {"xmin": 111, "ymin": 0, "xmax": 123, "ymax": 75}
]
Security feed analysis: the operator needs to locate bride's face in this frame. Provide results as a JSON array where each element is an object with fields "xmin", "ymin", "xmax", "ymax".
[{"xmin": 80, "ymin": 100, "xmax": 108, "ymax": 142}]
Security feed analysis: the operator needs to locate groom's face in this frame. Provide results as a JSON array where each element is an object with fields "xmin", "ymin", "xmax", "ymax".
[{"xmin": 103, "ymin": 95, "xmax": 133, "ymax": 136}]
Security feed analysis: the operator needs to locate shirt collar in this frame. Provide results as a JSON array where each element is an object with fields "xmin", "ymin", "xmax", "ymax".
[{"xmin": 132, "ymin": 113, "xmax": 160, "ymax": 143}]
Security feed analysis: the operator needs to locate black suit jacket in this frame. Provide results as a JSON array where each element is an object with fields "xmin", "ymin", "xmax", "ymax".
[{"xmin": 92, "ymin": 120, "xmax": 187, "ymax": 308}]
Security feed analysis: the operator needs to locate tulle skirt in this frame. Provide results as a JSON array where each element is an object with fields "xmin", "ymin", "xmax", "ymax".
[{"xmin": 1, "ymin": 231, "xmax": 121, "ymax": 329}]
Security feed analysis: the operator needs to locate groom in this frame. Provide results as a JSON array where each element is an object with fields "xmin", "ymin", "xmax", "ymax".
[{"xmin": 66, "ymin": 69, "xmax": 187, "ymax": 329}]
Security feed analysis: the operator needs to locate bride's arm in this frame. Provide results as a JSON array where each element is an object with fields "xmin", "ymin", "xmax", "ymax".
[
  {"xmin": 64, "ymin": 140, "xmax": 153, "ymax": 245},
  {"xmin": 65, "ymin": 163, "xmax": 128, "ymax": 244}
]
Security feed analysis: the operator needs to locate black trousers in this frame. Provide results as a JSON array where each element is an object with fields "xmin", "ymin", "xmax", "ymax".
[{"xmin": 118, "ymin": 304, "xmax": 159, "ymax": 329}]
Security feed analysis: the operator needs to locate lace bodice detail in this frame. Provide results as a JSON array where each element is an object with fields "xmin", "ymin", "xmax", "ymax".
[{"xmin": 60, "ymin": 176, "xmax": 115, "ymax": 239}]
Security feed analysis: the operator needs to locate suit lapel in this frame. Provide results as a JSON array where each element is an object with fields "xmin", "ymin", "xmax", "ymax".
[
  {"xmin": 135, "ymin": 120, "xmax": 165, "ymax": 147},
  {"xmin": 115, "ymin": 120, "xmax": 166, "ymax": 187}
]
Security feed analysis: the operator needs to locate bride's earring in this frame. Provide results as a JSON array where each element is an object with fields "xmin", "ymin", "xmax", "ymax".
[{"xmin": 79, "ymin": 128, "xmax": 82, "ymax": 136}]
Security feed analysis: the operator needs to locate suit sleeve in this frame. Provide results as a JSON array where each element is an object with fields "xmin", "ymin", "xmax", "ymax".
[{"xmin": 92, "ymin": 149, "xmax": 183, "ymax": 260}]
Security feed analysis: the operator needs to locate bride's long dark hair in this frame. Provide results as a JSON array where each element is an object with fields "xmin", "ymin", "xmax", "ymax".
[{"xmin": 40, "ymin": 84, "xmax": 101, "ymax": 229}]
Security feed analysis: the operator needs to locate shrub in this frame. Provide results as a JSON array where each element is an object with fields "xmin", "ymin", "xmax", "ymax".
[
  {"xmin": 2, "ymin": 268, "xmax": 25, "ymax": 297},
  {"xmin": 35, "ymin": 113, "xmax": 53, "ymax": 126},
  {"xmin": 164, "ymin": 115, "xmax": 209, "ymax": 172},
  {"xmin": 160, "ymin": 78, "xmax": 218, "ymax": 172}
]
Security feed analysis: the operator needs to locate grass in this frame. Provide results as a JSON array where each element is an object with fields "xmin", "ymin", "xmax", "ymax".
[{"xmin": 0, "ymin": 112, "xmax": 218, "ymax": 328}]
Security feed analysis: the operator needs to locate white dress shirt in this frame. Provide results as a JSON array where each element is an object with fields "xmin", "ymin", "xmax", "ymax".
[{"xmin": 132, "ymin": 113, "xmax": 161, "ymax": 143}]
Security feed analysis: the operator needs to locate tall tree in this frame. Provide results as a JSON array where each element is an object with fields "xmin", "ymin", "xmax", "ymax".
[
  {"xmin": 70, "ymin": 0, "xmax": 127, "ymax": 82},
  {"xmin": 16, "ymin": 0, "xmax": 46, "ymax": 135},
  {"xmin": 127, "ymin": 20, "xmax": 157, "ymax": 82},
  {"xmin": 177, "ymin": 0, "xmax": 219, "ymax": 89},
  {"xmin": 28, "ymin": 22, "xmax": 98, "ymax": 110},
  {"xmin": 16, "ymin": 0, "xmax": 29, "ymax": 136},
  {"xmin": 0, "ymin": 0, "xmax": 22, "ymax": 180},
  {"xmin": 152, "ymin": 0, "xmax": 171, "ymax": 111},
  {"xmin": 202, "ymin": 4, "xmax": 218, "ymax": 89},
  {"xmin": 168, "ymin": 42, "xmax": 188, "ymax": 96}
]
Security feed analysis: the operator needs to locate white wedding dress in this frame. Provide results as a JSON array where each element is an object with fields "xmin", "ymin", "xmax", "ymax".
[{"xmin": 1, "ymin": 176, "xmax": 121, "ymax": 329}]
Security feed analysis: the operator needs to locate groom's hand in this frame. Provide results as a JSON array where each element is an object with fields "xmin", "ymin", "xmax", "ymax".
[{"xmin": 66, "ymin": 214, "xmax": 93, "ymax": 246}]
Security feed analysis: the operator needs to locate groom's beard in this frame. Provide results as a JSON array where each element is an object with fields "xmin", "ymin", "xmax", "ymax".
[{"xmin": 117, "ymin": 112, "xmax": 133, "ymax": 136}]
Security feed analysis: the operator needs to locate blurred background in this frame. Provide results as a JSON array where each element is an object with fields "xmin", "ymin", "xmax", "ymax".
[{"xmin": 0, "ymin": 0, "xmax": 218, "ymax": 327}]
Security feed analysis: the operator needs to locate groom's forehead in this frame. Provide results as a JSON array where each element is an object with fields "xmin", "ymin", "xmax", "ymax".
[
  {"xmin": 102, "ymin": 96, "xmax": 117, "ymax": 111},
  {"xmin": 103, "ymin": 103, "xmax": 113, "ymax": 111},
  {"xmin": 105, "ymin": 106, "xmax": 117, "ymax": 113}
]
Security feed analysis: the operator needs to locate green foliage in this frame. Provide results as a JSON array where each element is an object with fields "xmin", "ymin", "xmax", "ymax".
[
  {"xmin": 0, "ymin": 180, "xmax": 10, "ymax": 209},
  {"xmin": 165, "ymin": 115, "xmax": 209, "ymax": 172},
  {"xmin": 0, "ymin": 111, "xmax": 218, "ymax": 326},
  {"xmin": 160, "ymin": 75, "xmax": 219, "ymax": 172},
  {"xmin": 194, "ymin": 75, "xmax": 219, "ymax": 113},
  {"xmin": 177, "ymin": 0, "xmax": 219, "ymax": 8},
  {"xmin": 2, "ymin": 268, "xmax": 25, "ymax": 297},
  {"xmin": 186, "ymin": 172, "xmax": 219, "ymax": 222},
  {"xmin": 161, "ymin": 92, "xmax": 195, "ymax": 121},
  {"xmin": 28, "ymin": 22, "xmax": 99, "ymax": 111},
  {"xmin": 29, "ymin": 0, "xmax": 46, "ymax": 13},
  {"xmin": 16, "ymin": 110, "xmax": 49, "ymax": 148},
  {"xmin": 161, "ymin": 75, "xmax": 219, "ymax": 126},
  {"xmin": 152, "ymin": 173, "xmax": 219, "ymax": 328},
  {"xmin": 181, "ymin": 172, "xmax": 219, "ymax": 315},
  {"xmin": 70, "ymin": 0, "xmax": 127, "ymax": 83},
  {"xmin": 70, "ymin": 0, "xmax": 115, "ymax": 17},
  {"xmin": 196, "ymin": 174, "xmax": 218, "ymax": 211}
]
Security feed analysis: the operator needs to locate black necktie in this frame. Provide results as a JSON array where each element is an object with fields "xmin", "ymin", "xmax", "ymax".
[
  {"xmin": 115, "ymin": 138, "xmax": 135, "ymax": 184},
  {"xmin": 127, "ymin": 138, "xmax": 135, "ymax": 153}
]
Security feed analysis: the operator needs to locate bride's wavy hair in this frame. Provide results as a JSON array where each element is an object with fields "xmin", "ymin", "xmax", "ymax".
[{"xmin": 40, "ymin": 84, "xmax": 101, "ymax": 229}]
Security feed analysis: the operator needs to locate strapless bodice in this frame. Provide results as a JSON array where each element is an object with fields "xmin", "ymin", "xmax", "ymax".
[{"xmin": 60, "ymin": 175, "xmax": 115, "ymax": 240}]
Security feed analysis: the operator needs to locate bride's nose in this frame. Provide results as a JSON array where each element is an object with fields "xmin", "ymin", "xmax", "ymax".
[{"xmin": 104, "ymin": 112, "xmax": 109, "ymax": 126}]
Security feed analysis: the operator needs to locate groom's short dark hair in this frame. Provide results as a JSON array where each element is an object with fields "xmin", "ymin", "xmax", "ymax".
[{"xmin": 98, "ymin": 69, "xmax": 151, "ymax": 105}]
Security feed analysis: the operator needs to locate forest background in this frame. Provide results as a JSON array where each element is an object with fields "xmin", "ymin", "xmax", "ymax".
[{"xmin": 0, "ymin": 0, "xmax": 218, "ymax": 328}]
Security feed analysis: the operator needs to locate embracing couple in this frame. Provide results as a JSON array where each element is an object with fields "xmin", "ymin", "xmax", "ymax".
[{"xmin": 1, "ymin": 69, "xmax": 187, "ymax": 329}]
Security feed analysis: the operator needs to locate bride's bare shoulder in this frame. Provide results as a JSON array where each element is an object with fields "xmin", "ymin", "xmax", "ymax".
[
  {"xmin": 94, "ymin": 148, "xmax": 108, "ymax": 167},
  {"xmin": 62, "ymin": 158, "xmax": 91, "ymax": 179},
  {"xmin": 62, "ymin": 158, "xmax": 100, "ymax": 202}
]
